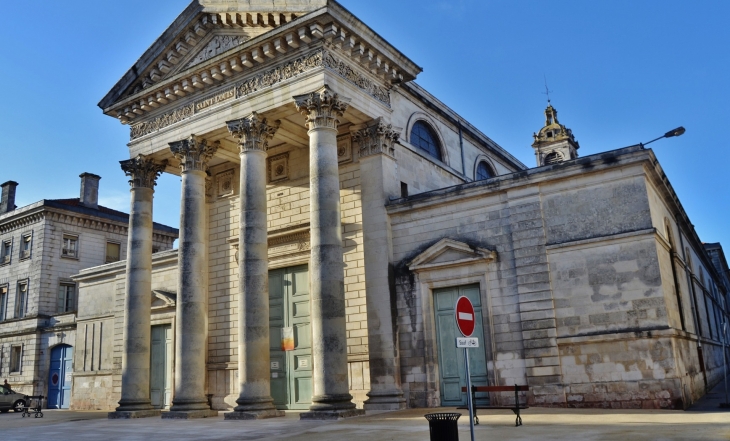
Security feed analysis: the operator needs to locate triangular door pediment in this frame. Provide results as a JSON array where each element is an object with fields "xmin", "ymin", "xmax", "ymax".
[
  {"xmin": 408, "ymin": 238, "xmax": 496, "ymax": 272},
  {"xmin": 152, "ymin": 290, "xmax": 177, "ymax": 309}
]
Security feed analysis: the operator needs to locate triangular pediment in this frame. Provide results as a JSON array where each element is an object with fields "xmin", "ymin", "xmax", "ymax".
[
  {"xmin": 152, "ymin": 290, "xmax": 177, "ymax": 309},
  {"xmin": 99, "ymin": 0, "xmax": 329, "ymax": 110},
  {"xmin": 408, "ymin": 239, "xmax": 496, "ymax": 272}
]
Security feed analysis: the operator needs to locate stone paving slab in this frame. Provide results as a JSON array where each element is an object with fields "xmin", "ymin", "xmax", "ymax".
[{"xmin": 0, "ymin": 407, "xmax": 729, "ymax": 441}]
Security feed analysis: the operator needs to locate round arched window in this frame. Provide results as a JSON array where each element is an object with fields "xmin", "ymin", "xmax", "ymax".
[
  {"xmin": 543, "ymin": 152, "xmax": 563, "ymax": 165},
  {"xmin": 475, "ymin": 161, "xmax": 495, "ymax": 180},
  {"xmin": 410, "ymin": 121, "xmax": 442, "ymax": 161}
]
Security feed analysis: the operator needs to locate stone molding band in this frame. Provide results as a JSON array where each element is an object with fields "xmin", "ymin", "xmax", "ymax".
[
  {"xmin": 226, "ymin": 112, "xmax": 281, "ymax": 153},
  {"xmin": 169, "ymin": 135, "xmax": 219, "ymax": 172},
  {"xmin": 120, "ymin": 155, "xmax": 167, "ymax": 189}
]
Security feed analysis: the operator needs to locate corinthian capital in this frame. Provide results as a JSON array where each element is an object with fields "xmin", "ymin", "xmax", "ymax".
[
  {"xmin": 120, "ymin": 155, "xmax": 167, "ymax": 189},
  {"xmin": 169, "ymin": 135, "xmax": 219, "ymax": 172},
  {"xmin": 293, "ymin": 85, "xmax": 351, "ymax": 131},
  {"xmin": 352, "ymin": 117, "xmax": 402, "ymax": 159},
  {"xmin": 226, "ymin": 112, "xmax": 281, "ymax": 153}
]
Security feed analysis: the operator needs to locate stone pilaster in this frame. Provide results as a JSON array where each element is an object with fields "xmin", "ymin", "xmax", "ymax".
[
  {"xmin": 353, "ymin": 118, "xmax": 406, "ymax": 410},
  {"xmin": 224, "ymin": 113, "xmax": 285, "ymax": 420},
  {"xmin": 294, "ymin": 85, "xmax": 364, "ymax": 420},
  {"xmin": 110, "ymin": 155, "xmax": 165, "ymax": 419},
  {"xmin": 164, "ymin": 135, "xmax": 219, "ymax": 419}
]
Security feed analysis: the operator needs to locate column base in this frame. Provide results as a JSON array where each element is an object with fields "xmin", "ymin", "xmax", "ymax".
[
  {"xmin": 363, "ymin": 389, "xmax": 407, "ymax": 411},
  {"xmin": 161, "ymin": 409, "xmax": 219, "ymax": 419},
  {"xmin": 224, "ymin": 409, "xmax": 285, "ymax": 420},
  {"xmin": 300, "ymin": 408, "xmax": 365, "ymax": 420},
  {"xmin": 108, "ymin": 410, "xmax": 161, "ymax": 419}
]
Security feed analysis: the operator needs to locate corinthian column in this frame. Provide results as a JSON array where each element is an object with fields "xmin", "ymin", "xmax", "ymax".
[
  {"xmin": 353, "ymin": 118, "xmax": 406, "ymax": 410},
  {"xmin": 165, "ymin": 135, "xmax": 219, "ymax": 419},
  {"xmin": 224, "ymin": 113, "xmax": 284, "ymax": 420},
  {"xmin": 110, "ymin": 155, "xmax": 166, "ymax": 419},
  {"xmin": 294, "ymin": 85, "xmax": 364, "ymax": 420}
]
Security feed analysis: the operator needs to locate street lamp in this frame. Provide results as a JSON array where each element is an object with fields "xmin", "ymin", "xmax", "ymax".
[{"xmin": 641, "ymin": 126, "xmax": 686, "ymax": 147}]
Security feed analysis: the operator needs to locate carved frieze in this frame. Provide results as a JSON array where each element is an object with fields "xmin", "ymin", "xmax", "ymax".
[
  {"xmin": 119, "ymin": 155, "xmax": 167, "ymax": 189},
  {"xmin": 293, "ymin": 85, "xmax": 351, "ymax": 131},
  {"xmin": 169, "ymin": 135, "xmax": 219, "ymax": 172},
  {"xmin": 267, "ymin": 153, "xmax": 289, "ymax": 183},
  {"xmin": 129, "ymin": 49, "xmax": 392, "ymax": 141},
  {"xmin": 322, "ymin": 51, "xmax": 391, "ymax": 106}
]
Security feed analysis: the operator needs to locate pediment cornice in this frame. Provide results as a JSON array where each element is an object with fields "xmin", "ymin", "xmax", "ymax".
[
  {"xmin": 101, "ymin": 1, "xmax": 422, "ymax": 128},
  {"xmin": 408, "ymin": 238, "xmax": 497, "ymax": 272}
]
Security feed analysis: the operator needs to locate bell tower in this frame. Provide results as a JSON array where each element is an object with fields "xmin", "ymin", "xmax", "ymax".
[{"xmin": 531, "ymin": 104, "xmax": 579, "ymax": 167}]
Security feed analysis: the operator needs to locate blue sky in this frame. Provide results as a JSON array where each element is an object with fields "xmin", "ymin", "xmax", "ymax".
[{"xmin": 1, "ymin": 1, "xmax": 728, "ymax": 249}]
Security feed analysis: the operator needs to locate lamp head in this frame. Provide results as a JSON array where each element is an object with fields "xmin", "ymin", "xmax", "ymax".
[{"xmin": 664, "ymin": 127, "xmax": 686, "ymax": 138}]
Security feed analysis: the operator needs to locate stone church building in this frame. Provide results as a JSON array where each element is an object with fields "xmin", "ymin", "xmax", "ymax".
[{"xmin": 70, "ymin": 0, "xmax": 728, "ymax": 417}]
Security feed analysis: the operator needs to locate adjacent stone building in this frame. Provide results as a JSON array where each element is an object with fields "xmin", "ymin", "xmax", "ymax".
[
  {"xmin": 71, "ymin": 0, "xmax": 728, "ymax": 417},
  {"xmin": 0, "ymin": 175, "xmax": 178, "ymax": 410}
]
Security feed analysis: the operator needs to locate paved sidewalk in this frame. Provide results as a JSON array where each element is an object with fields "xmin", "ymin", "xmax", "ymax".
[{"xmin": 1, "ymin": 405, "xmax": 729, "ymax": 441}]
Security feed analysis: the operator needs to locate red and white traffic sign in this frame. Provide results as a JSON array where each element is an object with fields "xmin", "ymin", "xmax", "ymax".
[{"xmin": 455, "ymin": 296, "xmax": 476, "ymax": 337}]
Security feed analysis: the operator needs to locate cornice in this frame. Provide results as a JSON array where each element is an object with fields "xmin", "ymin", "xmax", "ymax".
[{"xmin": 106, "ymin": 13, "xmax": 415, "ymax": 128}]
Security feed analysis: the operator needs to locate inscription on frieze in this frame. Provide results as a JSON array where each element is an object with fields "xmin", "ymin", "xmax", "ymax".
[{"xmin": 196, "ymin": 88, "xmax": 235, "ymax": 112}]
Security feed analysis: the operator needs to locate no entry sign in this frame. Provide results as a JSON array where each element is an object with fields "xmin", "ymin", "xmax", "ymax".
[{"xmin": 455, "ymin": 296, "xmax": 476, "ymax": 337}]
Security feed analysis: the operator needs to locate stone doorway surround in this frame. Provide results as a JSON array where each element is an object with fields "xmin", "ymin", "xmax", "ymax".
[{"xmin": 405, "ymin": 238, "xmax": 498, "ymax": 407}]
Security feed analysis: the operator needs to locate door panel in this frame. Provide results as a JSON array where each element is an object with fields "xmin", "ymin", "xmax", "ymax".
[
  {"xmin": 150, "ymin": 324, "xmax": 172, "ymax": 409},
  {"xmin": 434, "ymin": 285, "xmax": 490, "ymax": 407},
  {"xmin": 269, "ymin": 265, "xmax": 312, "ymax": 410},
  {"xmin": 48, "ymin": 344, "xmax": 73, "ymax": 409}
]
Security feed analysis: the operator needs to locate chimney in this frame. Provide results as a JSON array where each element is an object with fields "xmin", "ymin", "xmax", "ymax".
[
  {"xmin": 0, "ymin": 181, "xmax": 18, "ymax": 214},
  {"xmin": 79, "ymin": 173, "xmax": 101, "ymax": 210}
]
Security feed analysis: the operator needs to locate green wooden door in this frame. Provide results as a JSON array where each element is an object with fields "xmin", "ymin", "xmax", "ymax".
[
  {"xmin": 434, "ymin": 284, "xmax": 490, "ymax": 407},
  {"xmin": 150, "ymin": 324, "xmax": 172, "ymax": 409},
  {"xmin": 269, "ymin": 265, "xmax": 313, "ymax": 410}
]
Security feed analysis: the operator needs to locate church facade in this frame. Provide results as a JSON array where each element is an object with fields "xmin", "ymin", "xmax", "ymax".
[{"xmin": 71, "ymin": 0, "xmax": 728, "ymax": 417}]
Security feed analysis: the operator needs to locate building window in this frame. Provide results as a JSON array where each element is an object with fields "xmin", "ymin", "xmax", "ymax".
[
  {"xmin": 475, "ymin": 161, "xmax": 495, "ymax": 180},
  {"xmin": 0, "ymin": 285, "xmax": 7, "ymax": 321},
  {"xmin": 544, "ymin": 151, "xmax": 563, "ymax": 165},
  {"xmin": 15, "ymin": 281, "xmax": 28, "ymax": 318},
  {"xmin": 410, "ymin": 121, "xmax": 442, "ymax": 161},
  {"xmin": 1, "ymin": 239, "xmax": 11, "ymax": 265},
  {"xmin": 62, "ymin": 234, "xmax": 78, "ymax": 258},
  {"xmin": 105, "ymin": 242, "xmax": 121, "ymax": 264},
  {"xmin": 20, "ymin": 233, "xmax": 32, "ymax": 260},
  {"xmin": 58, "ymin": 283, "xmax": 76, "ymax": 313},
  {"xmin": 10, "ymin": 345, "xmax": 22, "ymax": 373}
]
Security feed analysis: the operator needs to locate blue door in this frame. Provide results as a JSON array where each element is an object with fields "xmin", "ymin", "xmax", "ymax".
[{"xmin": 48, "ymin": 345, "xmax": 73, "ymax": 409}]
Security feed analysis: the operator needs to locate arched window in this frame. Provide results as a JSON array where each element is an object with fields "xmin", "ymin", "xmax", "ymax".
[
  {"xmin": 544, "ymin": 151, "xmax": 563, "ymax": 165},
  {"xmin": 410, "ymin": 121, "xmax": 442, "ymax": 161},
  {"xmin": 475, "ymin": 161, "xmax": 495, "ymax": 180}
]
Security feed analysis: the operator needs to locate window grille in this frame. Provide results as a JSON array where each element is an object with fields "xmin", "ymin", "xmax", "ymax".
[{"xmin": 410, "ymin": 121, "xmax": 442, "ymax": 161}]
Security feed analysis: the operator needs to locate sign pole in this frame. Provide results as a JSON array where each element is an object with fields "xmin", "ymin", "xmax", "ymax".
[{"xmin": 465, "ymin": 347, "xmax": 475, "ymax": 441}]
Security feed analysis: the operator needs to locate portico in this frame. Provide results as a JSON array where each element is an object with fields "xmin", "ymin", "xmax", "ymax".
[{"xmin": 100, "ymin": 0, "xmax": 422, "ymax": 420}]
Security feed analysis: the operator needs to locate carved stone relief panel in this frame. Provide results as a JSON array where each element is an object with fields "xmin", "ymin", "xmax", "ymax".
[
  {"xmin": 337, "ymin": 134, "xmax": 352, "ymax": 164},
  {"xmin": 216, "ymin": 169, "xmax": 235, "ymax": 198},
  {"xmin": 267, "ymin": 153, "xmax": 289, "ymax": 183},
  {"xmin": 186, "ymin": 35, "xmax": 248, "ymax": 69}
]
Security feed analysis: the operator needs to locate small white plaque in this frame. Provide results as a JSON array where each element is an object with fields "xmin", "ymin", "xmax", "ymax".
[
  {"xmin": 456, "ymin": 337, "xmax": 479, "ymax": 348},
  {"xmin": 298, "ymin": 358, "xmax": 308, "ymax": 368},
  {"xmin": 271, "ymin": 372, "xmax": 278, "ymax": 378},
  {"xmin": 271, "ymin": 361, "xmax": 280, "ymax": 370}
]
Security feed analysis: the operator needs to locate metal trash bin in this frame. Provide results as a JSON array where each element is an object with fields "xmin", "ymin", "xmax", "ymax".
[{"xmin": 424, "ymin": 412, "xmax": 461, "ymax": 441}]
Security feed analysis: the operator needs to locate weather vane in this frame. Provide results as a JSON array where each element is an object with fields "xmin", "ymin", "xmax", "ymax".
[{"xmin": 542, "ymin": 75, "xmax": 552, "ymax": 104}]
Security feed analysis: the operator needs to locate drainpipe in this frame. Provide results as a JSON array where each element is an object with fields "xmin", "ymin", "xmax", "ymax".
[
  {"xmin": 458, "ymin": 120, "xmax": 466, "ymax": 179},
  {"xmin": 678, "ymin": 229, "xmax": 708, "ymax": 391}
]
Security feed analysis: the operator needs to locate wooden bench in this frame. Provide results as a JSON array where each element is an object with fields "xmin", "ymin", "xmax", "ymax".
[{"xmin": 458, "ymin": 385, "xmax": 529, "ymax": 426}]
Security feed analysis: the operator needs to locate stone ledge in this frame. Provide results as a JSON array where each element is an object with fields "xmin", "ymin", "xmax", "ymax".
[
  {"xmin": 161, "ymin": 409, "xmax": 219, "ymax": 419},
  {"xmin": 224, "ymin": 409, "xmax": 285, "ymax": 420},
  {"xmin": 300, "ymin": 408, "xmax": 365, "ymax": 420},
  {"xmin": 108, "ymin": 409, "xmax": 161, "ymax": 419}
]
